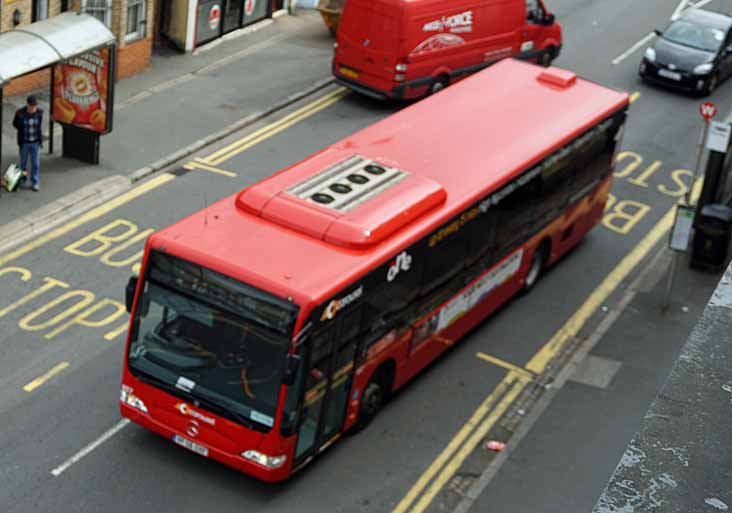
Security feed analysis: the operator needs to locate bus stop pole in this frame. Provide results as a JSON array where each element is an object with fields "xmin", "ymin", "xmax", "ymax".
[
  {"xmin": 49, "ymin": 67, "xmax": 54, "ymax": 155},
  {"xmin": 686, "ymin": 120, "xmax": 709, "ymax": 206}
]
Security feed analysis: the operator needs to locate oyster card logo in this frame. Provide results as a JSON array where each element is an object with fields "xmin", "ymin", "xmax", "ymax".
[
  {"xmin": 321, "ymin": 286, "xmax": 364, "ymax": 321},
  {"xmin": 175, "ymin": 403, "xmax": 216, "ymax": 425},
  {"xmin": 422, "ymin": 10, "xmax": 473, "ymax": 33}
]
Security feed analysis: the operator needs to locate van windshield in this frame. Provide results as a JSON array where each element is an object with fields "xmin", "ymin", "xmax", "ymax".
[{"xmin": 340, "ymin": 2, "xmax": 399, "ymax": 52}]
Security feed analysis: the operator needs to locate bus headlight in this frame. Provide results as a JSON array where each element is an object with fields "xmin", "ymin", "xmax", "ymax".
[
  {"xmin": 121, "ymin": 388, "xmax": 148, "ymax": 413},
  {"xmin": 241, "ymin": 450, "xmax": 287, "ymax": 469}
]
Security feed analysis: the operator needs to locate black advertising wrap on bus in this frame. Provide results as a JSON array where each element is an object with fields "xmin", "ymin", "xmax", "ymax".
[{"xmin": 306, "ymin": 109, "xmax": 627, "ymax": 359}]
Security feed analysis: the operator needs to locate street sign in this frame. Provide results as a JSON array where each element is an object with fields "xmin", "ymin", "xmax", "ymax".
[
  {"xmin": 699, "ymin": 101, "xmax": 717, "ymax": 121},
  {"xmin": 669, "ymin": 204, "xmax": 695, "ymax": 252},
  {"xmin": 706, "ymin": 121, "xmax": 732, "ymax": 153}
]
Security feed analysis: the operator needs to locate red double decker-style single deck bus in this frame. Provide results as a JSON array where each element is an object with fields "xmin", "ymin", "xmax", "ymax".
[{"xmin": 120, "ymin": 59, "xmax": 628, "ymax": 481}]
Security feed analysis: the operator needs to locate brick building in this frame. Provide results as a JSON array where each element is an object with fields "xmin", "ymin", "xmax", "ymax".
[{"xmin": 1, "ymin": 0, "xmax": 154, "ymax": 95}]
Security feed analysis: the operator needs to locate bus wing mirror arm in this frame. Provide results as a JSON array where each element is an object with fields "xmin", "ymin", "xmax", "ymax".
[
  {"xmin": 125, "ymin": 276, "xmax": 138, "ymax": 313},
  {"xmin": 284, "ymin": 354, "xmax": 302, "ymax": 386}
]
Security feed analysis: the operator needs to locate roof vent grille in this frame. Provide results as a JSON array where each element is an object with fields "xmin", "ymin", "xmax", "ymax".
[{"xmin": 287, "ymin": 155, "xmax": 408, "ymax": 212}]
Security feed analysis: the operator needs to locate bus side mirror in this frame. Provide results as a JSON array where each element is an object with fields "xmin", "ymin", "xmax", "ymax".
[
  {"xmin": 283, "ymin": 354, "xmax": 301, "ymax": 386},
  {"xmin": 125, "ymin": 276, "xmax": 138, "ymax": 313},
  {"xmin": 544, "ymin": 12, "xmax": 555, "ymax": 25}
]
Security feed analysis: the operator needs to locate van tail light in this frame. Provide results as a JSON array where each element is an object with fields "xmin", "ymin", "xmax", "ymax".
[
  {"xmin": 395, "ymin": 63, "xmax": 408, "ymax": 72},
  {"xmin": 394, "ymin": 74, "xmax": 406, "ymax": 81},
  {"xmin": 333, "ymin": 42, "xmax": 339, "ymax": 49}
]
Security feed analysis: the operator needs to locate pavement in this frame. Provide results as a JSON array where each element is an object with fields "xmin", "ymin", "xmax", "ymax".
[
  {"xmin": 0, "ymin": 9, "xmax": 334, "ymax": 253},
  {"xmin": 456, "ymin": 247, "xmax": 725, "ymax": 513}
]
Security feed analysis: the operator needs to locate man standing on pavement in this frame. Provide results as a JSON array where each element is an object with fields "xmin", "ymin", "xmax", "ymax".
[{"xmin": 12, "ymin": 95, "xmax": 43, "ymax": 191}]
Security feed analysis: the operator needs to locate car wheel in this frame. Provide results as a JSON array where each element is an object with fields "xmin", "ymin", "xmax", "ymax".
[
  {"xmin": 704, "ymin": 72, "xmax": 719, "ymax": 96},
  {"xmin": 428, "ymin": 76, "xmax": 449, "ymax": 95}
]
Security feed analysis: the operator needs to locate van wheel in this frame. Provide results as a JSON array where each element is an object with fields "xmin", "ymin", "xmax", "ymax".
[
  {"xmin": 428, "ymin": 76, "xmax": 449, "ymax": 95},
  {"xmin": 538, "ymin": 48, "xmax": 554, "ymax": 67},
  {"xmin": 355, "ymin": 370, "xmax": 387, "ymax": 429},
  {"xmin": 523, "ymin": 244, "xmax": 548, "ymax": 293}
]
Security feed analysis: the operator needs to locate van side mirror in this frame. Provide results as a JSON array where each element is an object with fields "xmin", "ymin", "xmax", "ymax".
[
  {"xmin": 654, "ymin": 29, "xmax": 663, "ymax": 37},
  {"xmin": 544, "ymin": 12, "xmax": 555, "ymax": 25},
  {"xmin": 125, "ymin": 276, "xmax": 138, "ymax": 313},
  {"xmin": 283, "ymin": 354, "xmax": 301, "ymax": 386}
]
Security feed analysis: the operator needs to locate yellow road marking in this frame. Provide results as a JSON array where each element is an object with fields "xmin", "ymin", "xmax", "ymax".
[
  {"xmin": 409, "ymin": 375, "xmax": 526, "ymax": 513},
  {"xmin": 206, "ymin": 88, "xmax": 349, "ymax": 165},
  {"xmin": 23, "ymin": 361, "xmax": 70, "ymax": 392},
  {"xmin": 183, "ymin": 160, "xmax": 238, "ymax": 177},
  {"xmin": 629, "ymin": 91, "xmax": 641, "ymax": 104},
  {"xmin": 526, "ymin": 177, "xmax": 702, "ymax": 375},
  {"xmin": 476, "ymin": 352, "xmax": 535, "ymax": 381},
  {"xmin": 0, "ymin": 174, "xmax": 175, "ymax": 267},
  {"xmin": 391, "ymin": 375, "xmax": 515, "ymax": 513},
  {"xmin": 393, "ymin": 178, "xmax": 704, "ymax": 513}
]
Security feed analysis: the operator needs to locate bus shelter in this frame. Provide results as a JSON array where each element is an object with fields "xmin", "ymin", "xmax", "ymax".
[{"xmin": 0, "ymin": 12, "xmax": 116, "ymax": 167}]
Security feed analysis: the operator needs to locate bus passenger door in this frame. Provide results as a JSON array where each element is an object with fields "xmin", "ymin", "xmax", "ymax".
[
  {"xmin": 295, "ymin": 327, "xmax": 334, "ymax": 462},
  {"xmin": 294, "ymin": 309, "xmax": 361, "ymax": 462}
]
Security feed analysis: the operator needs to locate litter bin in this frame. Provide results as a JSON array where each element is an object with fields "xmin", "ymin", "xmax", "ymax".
[{"xmin": 690, "ymin": 203, "xmax": 732, "ymax": 272}]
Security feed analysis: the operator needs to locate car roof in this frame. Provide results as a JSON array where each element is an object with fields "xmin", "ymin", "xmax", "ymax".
[{"xmin": 681, "ymin": 8, "xmax": 732, "ymax": 30}]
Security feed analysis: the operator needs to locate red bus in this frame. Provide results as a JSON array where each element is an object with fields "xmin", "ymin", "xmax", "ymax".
[{"xmin": 120, "ymin": 59, "xmax": 628, "ymax": 481}]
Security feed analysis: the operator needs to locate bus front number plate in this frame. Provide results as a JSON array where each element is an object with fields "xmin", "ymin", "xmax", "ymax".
[{"xmin": 173, "ymin": 434, "xmax": 209, "ymax": 457}]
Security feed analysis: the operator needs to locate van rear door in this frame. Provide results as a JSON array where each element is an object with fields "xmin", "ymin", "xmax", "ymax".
[{"xmin": 336, "ymin": 0, "xmax": 401, "ymax": 83}]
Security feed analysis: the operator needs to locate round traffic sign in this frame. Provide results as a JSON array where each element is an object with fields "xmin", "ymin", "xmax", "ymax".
[
  {"xmin": 209, "ymin": 4, "xmax": 221, "ymax": 31},
  {"xmin": 700, "ymin": 101, "xmax": 717, "ymax": 121}
]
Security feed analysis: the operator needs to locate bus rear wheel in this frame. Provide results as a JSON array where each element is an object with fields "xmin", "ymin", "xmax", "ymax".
[{"xmin": 523, "ymin": 244, "xmax": 548, "ymax": 293}]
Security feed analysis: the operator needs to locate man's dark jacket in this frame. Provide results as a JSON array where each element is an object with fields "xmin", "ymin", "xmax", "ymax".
[{"xmin": 12, "ymin": 107, "xmax": 44, "ymax": 148}]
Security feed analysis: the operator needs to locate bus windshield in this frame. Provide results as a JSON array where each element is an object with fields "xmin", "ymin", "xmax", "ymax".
[{"xmin": 127, "ymin": 252, "xmax": 299, "ymax": 430}]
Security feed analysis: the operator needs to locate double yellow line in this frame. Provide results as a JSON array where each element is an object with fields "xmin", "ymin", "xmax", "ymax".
[
  {"xmin": 201, "ymin": 87, "xmax": 349, "ymax": 166},
  {"xmin": 393, "ymin": 177, "xmax": 703, "ymax": 513}
]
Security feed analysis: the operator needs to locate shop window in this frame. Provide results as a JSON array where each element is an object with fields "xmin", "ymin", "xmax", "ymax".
[
  {"xmin": 126, "ymin": 0, "xmax": 147, "ymax": 41},
  {"xmin": 85, "ymin": 0, "xmax": 112, "ymax": 26}
]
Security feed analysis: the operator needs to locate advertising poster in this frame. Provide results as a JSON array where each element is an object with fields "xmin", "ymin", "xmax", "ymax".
[{"xmin": 52, "ymin": 47, "xmax": 113, "ymax": 134}]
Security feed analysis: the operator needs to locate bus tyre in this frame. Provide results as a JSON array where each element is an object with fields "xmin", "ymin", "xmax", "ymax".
[
  {"xmin": 523, "ymin": 244, "xmax": 548, "ymax": 293},
  {"xmin": 356, "ymin": 371, "xmax": 387, "ymax": 429},
  {"xmin": 429, "ymin": 76, "xmax": 449, "ymax": 96}
]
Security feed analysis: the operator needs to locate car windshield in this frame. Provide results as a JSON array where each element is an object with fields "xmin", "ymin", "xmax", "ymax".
[
  {"xmin": 127, "ymin": 252, "xmax": 298, "ymax": 430},
  {"xmin": 663, "ymin": 20, "xmax": 726, "ymax": 52}
]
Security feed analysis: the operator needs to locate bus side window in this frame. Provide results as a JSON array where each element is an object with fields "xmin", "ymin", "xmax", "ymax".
[
  {"xmin": 494, "ymin": 176, "xmax": 540, "ymax": 256},
  {"xmin": 467, "ymin": 208, "xmax": 498, "ymax": 268},
  {"xmin": 420, "ymin": 224, "xmax": 469, "ymax": 297},
  {"xmin": 537, "ymin": 159, "xmax": 572, "ymax": 220}
]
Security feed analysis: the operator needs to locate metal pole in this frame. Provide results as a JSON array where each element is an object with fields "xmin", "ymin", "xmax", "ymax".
[
  {"xmin": 663, "ymin": 248, "xmax": 679, "ymax": 312},
  {"xmin": 49, "ymin": 66, "xmax": 54, "ymax": 155},
  {"xmin": 687, "ymin": 120, "xmax": 709, "ymax": 206}
]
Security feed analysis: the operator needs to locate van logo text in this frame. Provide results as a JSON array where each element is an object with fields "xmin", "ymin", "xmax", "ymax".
[{"xmin": 423, "ymin": 10, "xmax": 473, "ymax": 33}]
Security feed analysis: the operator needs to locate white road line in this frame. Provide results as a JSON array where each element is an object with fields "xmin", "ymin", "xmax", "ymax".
[
  {"xmin": 51, "ymin": 419, "xmax": 130, "ymax": 477},
  {"xmin": 612, "ymin": 32, "xmax": 656, "ymax": 65},
  {"xmin": 612, "ymin": 0, "xmax": 707, "ymax": 65},
  {"xmin": 690, "ymin": 0, "xmax": 715, "ymax": 10},
  {"xmin": 671, "ymin": 0, "xmax": 690, "ymax": 20}
]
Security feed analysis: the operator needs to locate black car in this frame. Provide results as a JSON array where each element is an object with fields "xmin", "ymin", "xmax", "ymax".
[{"xmin": 639, "ymin": 8, "xmax": 732, "ymax": 95}]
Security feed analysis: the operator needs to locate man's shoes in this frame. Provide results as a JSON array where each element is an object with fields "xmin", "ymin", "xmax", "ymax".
[{"xmin": 32, "ymin": 184, "xmax": 39, "ymax": 192}]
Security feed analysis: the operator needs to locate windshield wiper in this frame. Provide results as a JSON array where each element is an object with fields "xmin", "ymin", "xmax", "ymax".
[{"xmin": 130, "ymin": 367, "xmax": 268, "ymax": 432}]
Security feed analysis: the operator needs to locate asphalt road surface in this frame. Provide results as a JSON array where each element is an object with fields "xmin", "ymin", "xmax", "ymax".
[{"xmin": 1, "ymin": 0, "xmax": 732, "ymax": 512}]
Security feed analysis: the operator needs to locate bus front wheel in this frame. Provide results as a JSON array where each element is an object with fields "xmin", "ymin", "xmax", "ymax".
[{"xmin": 356, "ymin": 370, "xmax": 387, "ymax": 429}]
